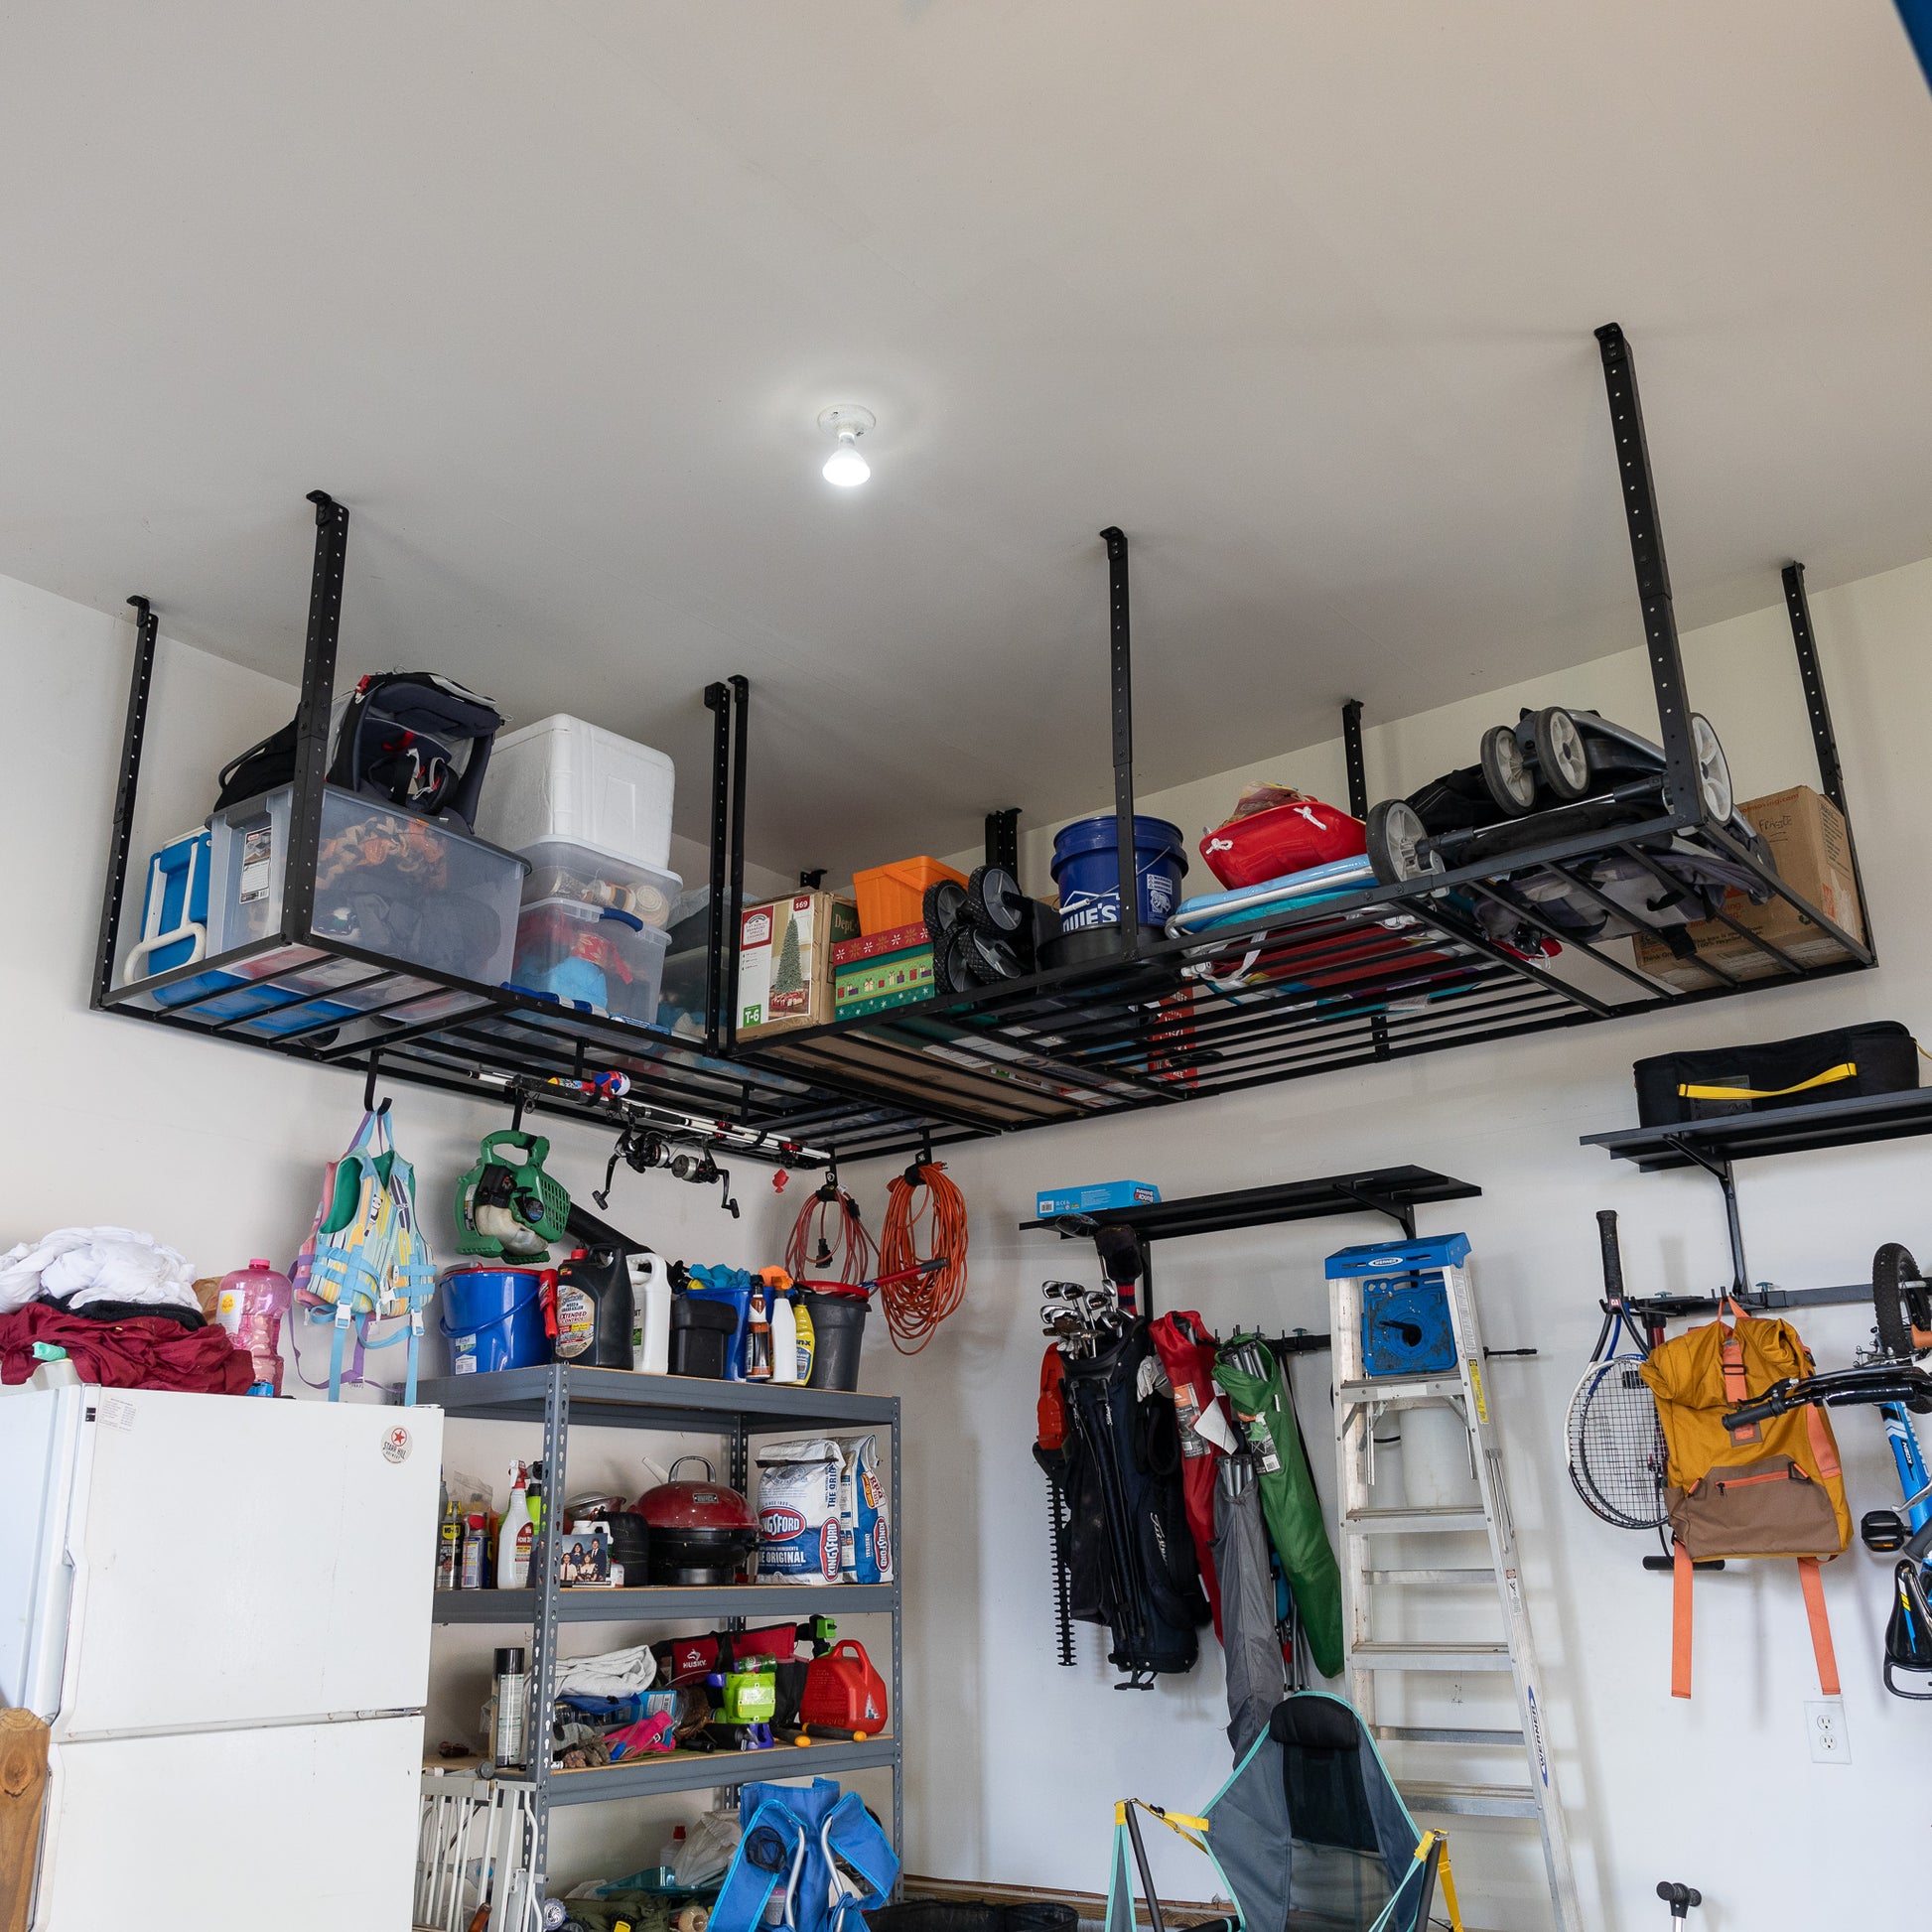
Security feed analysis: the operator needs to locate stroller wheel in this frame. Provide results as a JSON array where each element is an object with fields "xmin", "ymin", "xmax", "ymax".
[
  {"xmin": 1687, "ymin": 714, "xmax": 1733, "ymax": 822},
  {"xmin": 1365, "ymin": 799, "xmax": 1442, "ymax": 887},
  {"xmin": 1532, "ymin": 706, "xmax": 1591, "ymax": 800},
  {"xmin": 1479, "ymin": 723, "xmax": 1537, "ymax": 814}
]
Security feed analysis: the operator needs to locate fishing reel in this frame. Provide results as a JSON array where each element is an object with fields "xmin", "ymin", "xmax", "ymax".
[{"xmin": 596, "ymin": 1122, "xmax": 740, "ymax": 1219}]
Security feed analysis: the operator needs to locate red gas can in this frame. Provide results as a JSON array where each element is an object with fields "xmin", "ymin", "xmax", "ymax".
[
  {"xmin": 801, "ymin": 1639, "xmax": 890, "ymax": 1733},
  {"xmin": 1198, "ymin": 793, "xmax": 1364, "ymax": 890}
]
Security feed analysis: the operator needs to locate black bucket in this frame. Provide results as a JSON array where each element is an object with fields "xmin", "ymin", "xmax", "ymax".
[
  {"xmin": 669, "ymin": 1296, "xmax": 737, "ymax": 1379},
  {"xmin": 805, "ymin": 1291, "xmax": 868, "ymax": 1391}
]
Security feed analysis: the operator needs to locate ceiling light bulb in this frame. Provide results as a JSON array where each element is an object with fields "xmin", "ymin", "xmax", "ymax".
[
  {"xmin": 822, "ymin": 434, "xmax": 870, "ymax": 487},
  {"xmin": 817, "ymin": 405, "xmax": 876, "ymax": 487}
]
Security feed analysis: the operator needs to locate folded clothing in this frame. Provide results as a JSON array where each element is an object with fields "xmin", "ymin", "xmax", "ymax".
[
  {"xmin": 0, "ymin": 1302, "xmax": 252, "ymax": 1394},
  {"xmin": 0, "ymin": 1226, "xmax": 199, "ymax": 1316},
  {"xmin": 555, "ymin": 1643, "xmax": 657, "ymax": 1699}
]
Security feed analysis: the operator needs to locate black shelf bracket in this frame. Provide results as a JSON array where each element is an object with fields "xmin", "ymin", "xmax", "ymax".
[
  {"xmin": 1101, "ymin": 525, "xmax": 1138, "ymax": 958},
  {"xmin": 283, "ymin": 491, "xmax": 349, "ymax": 943},
  {"xmin": 92, "ymin": 595, "xmax": 160, "ymax": 1009},
  {"xmin": 1594, "ymin": 324, "xmax": 1704, "ymax": 820},
  {"xmin": 1659, "ymin": 1134, "xmax": 1747, "ymax": 1297},
  {"xmin": 984, "ymin": 807, "xmax": 1021, "ymax": 874}
]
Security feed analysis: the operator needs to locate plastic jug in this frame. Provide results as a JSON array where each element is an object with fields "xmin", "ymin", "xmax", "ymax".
[
  {"xmin": 216, "ymin": 1259, "xmax": 292, "ymax": 1395},
  {"xmin": 627, "ymin": 1253, "xmax": 672, "ymax": 1375}
]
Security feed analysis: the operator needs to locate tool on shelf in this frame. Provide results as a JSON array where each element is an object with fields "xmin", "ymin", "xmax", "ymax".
[
  {"xmin": 456, "ymin": 1131, "xmax": 571, "ymax": 1259},
  {"xmin": 1327, "ymin": 1234, "xmax": 1583, "ymax": 1932}
]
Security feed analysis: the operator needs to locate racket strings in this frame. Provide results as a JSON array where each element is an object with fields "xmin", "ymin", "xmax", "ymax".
[{"xmin": 1566, "ymin": 1355, "xmax": 1670, "ymax": 1530}]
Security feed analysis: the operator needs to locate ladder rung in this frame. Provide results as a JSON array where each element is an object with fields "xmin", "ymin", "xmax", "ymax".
[
  {"xmin": 1344, "ymin": 1507, "xmax": 1488, "ymax": 1535},
  {"xmin": 1349, "ymin": 1641, "xmax": 1513, "ymax": 1672},
  {"xmin": 1366, "ymin": 1567, "xmax": 1496, "ymax": 1586},
  {"xmin": 1403, "ymin": 1779, "xmax": 1541, "ymax": 1819},
  {"xmin": 1374, "ymin": 1725, "xmax": 1524, "ymax": 1746},
  {"xmin": 1338, "ymin": 1376, "xmax": 1466, "ymax": 1402}
]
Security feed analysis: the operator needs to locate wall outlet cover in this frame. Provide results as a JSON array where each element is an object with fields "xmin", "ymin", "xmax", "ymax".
[{"xmin": 1805, "ymin": 1697, "xmax": 1850, "ymax": 1765}]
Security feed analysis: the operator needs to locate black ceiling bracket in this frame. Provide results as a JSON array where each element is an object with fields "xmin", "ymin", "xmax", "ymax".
[
  {"xmin": 1101, "ymin": 526, "xmax": 1138, "ymax": 959},
  {"xmin": 985, "ymin": 807, "xmax": 1021, "ymax": 874},
  {"xmin": 1340, "ymin": 699, "xmax": 1368, "ymax": 821},
  {"xmin": 726, "ymin": 674, "xmax": 751, "ymax": 1050},
  {"xmin": 284, "ymin": 491, "xmax": 349, "ymax": 942},
  {"xmin": 92, "ymin": 595, "xmax": 159, "ymax": 1010},
  {"xmin": 1593, "ymin": 325, "xmax": 1704, "ymax": 824},
  {"xmin": 703, "ymin": 681, "xmax": 732, "ymax": 1051}
]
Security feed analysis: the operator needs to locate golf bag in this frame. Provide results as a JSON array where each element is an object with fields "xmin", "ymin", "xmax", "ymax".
[{"xmin": 1047, "ymin": 1318, "xmax": 1209, "ymax": 1685}]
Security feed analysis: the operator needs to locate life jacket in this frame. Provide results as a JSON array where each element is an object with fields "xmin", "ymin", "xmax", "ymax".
[
  {"xmin": 1640, "ymin": 1303, "xmax": 1850, "ymax": 1699},
  {"xmin": 1149, "ymin": 1311, "xmax": 1238, "ymax": 1641},
  {"xmin": 290, "ymin": 1106, "xmax": 437, "ymax": 1403},
  {"xmin": 1055, "ymin": 1319, "xmax": 1209, "ymax": 1685},
  {"xmin": 710, "ymin": 1777, "xmax": 897, "ymax": 1932}
]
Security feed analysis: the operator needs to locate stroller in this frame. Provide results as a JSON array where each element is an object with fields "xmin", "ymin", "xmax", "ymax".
[{"xmin": 1103, "ymin": 1693, "xmax": 1464, "ymax": 1932}]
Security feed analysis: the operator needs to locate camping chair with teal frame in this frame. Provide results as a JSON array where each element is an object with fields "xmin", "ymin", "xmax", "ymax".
[{"xmin": 1104, "ymin": 1693, "xmax": 1464, "ymax": 1932}]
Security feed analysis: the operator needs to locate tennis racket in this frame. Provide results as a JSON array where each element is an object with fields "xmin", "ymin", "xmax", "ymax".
[{"xmin": 1565, "ymin": 1209, "xmax": 1670, "ymax": 1530}]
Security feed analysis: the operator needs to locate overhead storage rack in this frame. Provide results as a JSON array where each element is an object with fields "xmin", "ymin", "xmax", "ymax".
[
  {"xmin": 723, "ymin": 325, "xmax": 1873, "ymax": 1150},
  {"xmin": 96, "ymin": 327, "xmax": 1874, "ymax": 1164}
]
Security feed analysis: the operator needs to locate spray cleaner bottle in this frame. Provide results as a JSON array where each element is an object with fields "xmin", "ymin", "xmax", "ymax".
[
  {"xmin": 497, "ymin": 1463, "xmax": 534, "ymax": 1589},
  {"xmin": 765, "ymin": 1268, "xmax": 798, "ymax": 1385}
]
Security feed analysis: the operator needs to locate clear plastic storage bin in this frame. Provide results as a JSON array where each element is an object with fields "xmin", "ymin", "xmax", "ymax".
[
  {"xmin": 476, "ymin": 714, "xmax": 675, "ymax": 873},
  {"xmin": 207, "ymin": 784, "xmax": 527, "ymax": 988},
  {"xmin": 515, "ymin": 839, "xmax": 680, "ymax": 925},
  {"xmin": 509, "ymin": 897, "xmax": 669, "ymax": 1025}
]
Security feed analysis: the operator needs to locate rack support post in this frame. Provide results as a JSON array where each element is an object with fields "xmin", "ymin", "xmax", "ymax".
[
  {"xmin": 1340, "ymin": 699, "xmax": 1368, "ymax": 820},
  {"xmin": 1782, "ymin": 561, "xmax": 1872, "ymax": 960},
  {"xmin": 1101, "ymin": 527, "xmax": 1139, "ymax": 958},
  {"xmin": 529, "ymin": 1362, "xmax": 570, "ymax": 1885},
  {"xmin": 1593, "ymin": 326, "xmax": 1704, "ymax": 823},
  {"xmin": 703, "ymin": 682, "xmax": 733, "ymax": 1050},
  {"xmin": 283, "ymin": 491, "xmax": 350, "ymax": 941},
  {"xmin": 92, "ymin": 596, "xmax": 160, "ymax": 1008},
  {"xmin": 984, "ymin": 807, "xmax": 1020, "ymax": 874},
  {"xmin": 726, "ymin": 675, "xmax": 750, "ymax": 1047}
]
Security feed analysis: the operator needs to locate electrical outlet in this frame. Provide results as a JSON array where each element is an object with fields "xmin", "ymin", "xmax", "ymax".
[
  {"xmin": 1449, "ymin": 1679, "xmax": 1463, "ymax": 1706},
  {"xmin": 1805, "ymin": 1698, "xmax": 1851, "ymax": 1764}
]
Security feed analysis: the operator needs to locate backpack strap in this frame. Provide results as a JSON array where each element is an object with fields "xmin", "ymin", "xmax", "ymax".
[
  {"xmin": 1671, "ymin": 1539, "xmax": 1694, "ymax": 1700},
  {"xmin": 1719, "ymin": 1304, "xmax": 1760, "ymax": 1446},
  {"xmin": 1797, "ymin": 1558, "xmax": 1841, "ymax": 1696}
]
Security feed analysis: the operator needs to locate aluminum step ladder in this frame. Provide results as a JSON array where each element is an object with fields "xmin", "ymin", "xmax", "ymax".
[{"xmin": 1325, "ymin": 1236, "xmax": 1583, "ymax": 1932}]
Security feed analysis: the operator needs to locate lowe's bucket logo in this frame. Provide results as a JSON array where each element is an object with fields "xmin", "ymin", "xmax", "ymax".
[{"xmin": 760, "ymin": 1507, "xmax": 807, "ymax": 1539}]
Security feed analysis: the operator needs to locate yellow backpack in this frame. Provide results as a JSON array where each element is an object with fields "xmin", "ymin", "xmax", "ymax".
[{"xmin": 1640, "ymin": 1303, "xmax": 1849, "ymax": 1699}]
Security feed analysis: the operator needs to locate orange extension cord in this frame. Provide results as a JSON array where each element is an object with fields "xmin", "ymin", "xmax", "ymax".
[
  {"xmin": 784, "ymin": 1178, "xmax": 877, "ymax": 1287},
  {"xmin": 878, "ymin": 1161, "xmax": 970, "ymax": 1353}
]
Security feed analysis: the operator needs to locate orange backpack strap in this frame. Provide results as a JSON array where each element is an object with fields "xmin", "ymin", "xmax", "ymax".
[
  {"xmin": 1797, "ymin": 1558, "xmax": 1841, "ymax": 1696},
  {"xmin": 1720, "ymin": 1309, "xmax": 1760, "ymax": 1446},
  {"xmin": 1803, "ymin": 1400, "xmax": 1843, "ymax": 1484},
  {"xmin": 1671, "ymin": 1540, "xmax": 1694, "ymax": 1700}
]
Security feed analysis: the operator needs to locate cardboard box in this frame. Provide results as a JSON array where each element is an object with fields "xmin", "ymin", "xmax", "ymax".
[
  {"xmin": 738, "ymin": 892, "xmax": 860, "ymax": 1038},
  {"xmin": 1035, "ymin": 1180, "xmax": 1162, "ymax": 1218},
  {"xmin": 833, "ymin": 919, "xmax": 930, "ymax": 967},
  {"xmin": 835, "ymin": 946, "xmax": 934, "ymax": 1011},
  {"xmin": 1632, "ymin": 784, "xmax": 1864, "ymax": 990}
]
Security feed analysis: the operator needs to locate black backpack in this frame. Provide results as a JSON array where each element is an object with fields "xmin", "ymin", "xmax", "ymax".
[{"xmin": 213, "ymin": 672, "xmax": 503, "ymax": 830}]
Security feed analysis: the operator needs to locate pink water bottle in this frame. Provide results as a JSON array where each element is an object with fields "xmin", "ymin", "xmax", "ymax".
[{"xmin": 215, "ymin": 1260, "xmax": 293, "ymax": 1395}]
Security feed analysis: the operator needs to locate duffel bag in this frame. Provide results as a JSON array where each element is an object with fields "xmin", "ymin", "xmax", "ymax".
[{"xmin": 1633, "ymin": 1021, "xmax": 1918, "ymax": 1127}]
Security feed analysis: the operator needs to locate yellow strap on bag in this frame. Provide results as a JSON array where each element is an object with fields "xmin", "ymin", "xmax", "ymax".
[{"xmin": 1678, "ymin": 1062, "xmax": 1856, "ymax": 1101}]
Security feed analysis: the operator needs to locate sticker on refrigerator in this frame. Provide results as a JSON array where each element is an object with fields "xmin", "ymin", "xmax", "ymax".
[{"xmin": 382, "ymin": 1425, "xmax": 412, "ymax": 1464}]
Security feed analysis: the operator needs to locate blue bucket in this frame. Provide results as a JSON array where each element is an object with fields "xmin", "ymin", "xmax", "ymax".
[
  {"xmin": 439, "ymin": 1266, "xmax": 550, "ymax": 1375},
  {"xmin": 1050, "ymin": 814, "xmax": 1188, "ymax": 932}
]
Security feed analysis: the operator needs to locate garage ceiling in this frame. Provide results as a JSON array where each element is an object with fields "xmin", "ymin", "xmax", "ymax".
[{"xmin": 4, "ymin": 2, "xmax": 1930, "ymax": 875}]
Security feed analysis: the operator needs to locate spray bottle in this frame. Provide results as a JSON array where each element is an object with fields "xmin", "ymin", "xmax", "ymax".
[
  {"xmin": 745, "ymin": 1282, "xmax": 772, "ymax": 1383},
  {"xmin": 497, "ymin": 1464, "xmax": 534, "ymax": 1589},
  {"xmin": 766, "ymin": 1268, "xmax": 798, "ymax": 1386}
]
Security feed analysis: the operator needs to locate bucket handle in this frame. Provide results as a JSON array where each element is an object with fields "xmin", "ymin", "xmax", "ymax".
[{"xmin": 437, "ymin": 1275, "xmax": 545, "ymax": 1340}]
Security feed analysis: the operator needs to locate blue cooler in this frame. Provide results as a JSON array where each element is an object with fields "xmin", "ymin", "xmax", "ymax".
[{"xmin": 125, "ymin": 830, "xmax": 211, "ymax": 982}]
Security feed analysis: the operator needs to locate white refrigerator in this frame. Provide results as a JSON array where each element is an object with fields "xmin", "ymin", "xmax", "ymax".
[{"xmin": 0, "ymin": 1385, "xmax": 443, "ymax": 1930}]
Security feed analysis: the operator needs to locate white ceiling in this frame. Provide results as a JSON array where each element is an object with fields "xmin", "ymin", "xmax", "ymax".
[{"xmin": 5, "ymin": 2, "xmax": 1932, "ymax": 875}]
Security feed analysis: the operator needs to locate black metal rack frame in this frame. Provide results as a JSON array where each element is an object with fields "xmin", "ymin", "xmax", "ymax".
[
  {"xmin": 723, "ymin": 325, "xmax": 1874, "ymax": 1153},
  {"xmin": 1584, "ymin": 1088, "xmax": 1932, "ymax": 1310},
  {"xmin": 95, "ymin": 326, "xmax": 1875, "ymax": 1167}
]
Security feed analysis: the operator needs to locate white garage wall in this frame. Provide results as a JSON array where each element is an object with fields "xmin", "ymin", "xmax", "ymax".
[
  {"xmin": 0, "ymin": 570, "xmax": 796, "ymax": 1885},
  {"xmin": 832, "ymin": 556, "xmax": 1932, "ymax": 1932}
]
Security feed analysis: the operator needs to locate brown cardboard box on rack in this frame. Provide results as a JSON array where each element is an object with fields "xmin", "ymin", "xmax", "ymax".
[
  {"xmin": 1631, "ymin": 784, "xmax": 1863, "ymax": 990},
  {"xmin": 738, "ymin": 891, "xmax": 861, "ymax": 1038}
]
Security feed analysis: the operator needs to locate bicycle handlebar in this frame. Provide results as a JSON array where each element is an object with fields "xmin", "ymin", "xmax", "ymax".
[{"xmin": 1723, "ymin": 1362, "xmax": 1932, "ymax": 1433}]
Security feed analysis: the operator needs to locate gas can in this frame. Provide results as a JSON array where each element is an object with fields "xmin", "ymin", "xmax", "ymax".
[
  {"xmin": 552, "ymin": 1244, "xmax": 635, "ymax": 1367},
  {"xmin": 800, "ymin": 1639, "xmax": 890, "ymax": 1733}
]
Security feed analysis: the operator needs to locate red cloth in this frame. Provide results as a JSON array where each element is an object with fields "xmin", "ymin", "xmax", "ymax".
[
  {"xmin": 1149, "ymin": 1311, "xmax": 1230, "ymax": 1641},
  {"xmin": 0, "ymin": 1302, "xmax": 252, "ymax": 1395}
]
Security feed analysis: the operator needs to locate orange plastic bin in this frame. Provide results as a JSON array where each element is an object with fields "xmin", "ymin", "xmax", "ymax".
[{"xmin": 852, "ymin": 856, "xmax": 966, "ymax": 936}]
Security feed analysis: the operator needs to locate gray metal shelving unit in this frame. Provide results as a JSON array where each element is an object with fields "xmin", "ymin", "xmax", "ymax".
[{"xmin": 421, "ymin": 1364, "xmax": 902, "ymax": 1882}]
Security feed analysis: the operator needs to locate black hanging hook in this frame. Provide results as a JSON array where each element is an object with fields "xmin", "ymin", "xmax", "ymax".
[{"xmin": 362, "ymin": 1051, "xmax": 389, "ymax": 1116}]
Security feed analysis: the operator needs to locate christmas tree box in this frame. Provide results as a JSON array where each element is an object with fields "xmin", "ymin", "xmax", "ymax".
[{"xmin": 738, "ymin": 891, "xmax": 861, "ymax": 1038}]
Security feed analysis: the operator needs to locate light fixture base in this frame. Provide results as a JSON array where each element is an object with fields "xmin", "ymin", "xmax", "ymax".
[{"xmin": 817, "ymin": 405, "xmax": 876, "ymax": 439}]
